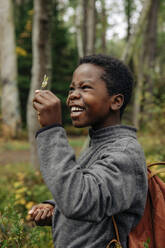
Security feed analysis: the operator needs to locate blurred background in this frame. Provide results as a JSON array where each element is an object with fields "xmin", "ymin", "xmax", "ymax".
[{"xmin": 0, "ymin": 0, "xmax": 165, "ymax": 247}]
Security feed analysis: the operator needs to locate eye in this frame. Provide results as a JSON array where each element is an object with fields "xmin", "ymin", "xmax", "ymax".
[
  {"xmin": 81, "ymin": 85, "xmax": 92, "ymax": 90},
  {"xmin": 68, "ymin": 86, "xmax": 74, "ymax": 93}
]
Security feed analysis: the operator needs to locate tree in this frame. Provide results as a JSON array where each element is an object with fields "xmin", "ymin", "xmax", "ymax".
[
  {"xmin": 27, "ymin": 0, "xmax": 53, "ymax": 168},
  {"xmin": 142, "ymin": 0, "xmax": 160, "ymax": 120},
  {"xmin": 86, "ymin": 0, "xmax": 96, "ymax": 55},
  {"xmin": 133, "ymin": 0, "xmax": 160, "ymax": 127},
  {"xmin": 14, "ymin": 0, "xmax": 33, "ymax": 127},
  {"xmin": 0, "ymin": 0, "xmax": 22, "ymax": 138},
  {"xmin": 75, "ymin": 0, "xmax": 84, "ymax": 58},
  {"xmin": 100, "ymin": 0, "xmax": 107, "ymax": 54},
  {"xmin": 82, "ymin": 0, "xmax": 96, "ymax": 55},
  {"xmin": 124, "ymin": 0, "xmax": 135, "ymax": 40},
  {"xmin": 122, "ymin": 0, "xmax": 152, "ymax": 64}
]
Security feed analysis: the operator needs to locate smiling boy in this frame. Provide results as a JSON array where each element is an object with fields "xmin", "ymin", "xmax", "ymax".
[{"xmin": 30, "ymin": 55, "xmax": 148, "ymax": 248}]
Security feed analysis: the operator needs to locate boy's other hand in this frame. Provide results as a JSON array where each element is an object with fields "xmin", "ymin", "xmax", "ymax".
[
  {"xmin": 33, "ymin": 90, "xmax": 62, "ymax": 127},
  {"xmin": 28, "ymin": 203, "xmax": 54, "ymax": 226}
]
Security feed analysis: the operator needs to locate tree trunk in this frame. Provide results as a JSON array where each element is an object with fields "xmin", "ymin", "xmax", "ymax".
[
  {"xmin": 132, "ymin": 52, "xmax": 144, "ymax": 128},
  {"xmin": 75, "ymin": 0, "xmax": 84, "ymax": 58},
  {"xmin": 142, "ymin": 0, "xmax": 159, "ymax": 120},
  {"xmin": 0, "ymin": 0, "xmax": 22, "ymax": 138},
  {"xmin": 86, "ymin": 0, "xmax": 96, "ymax": 55},
  {"xmin": 27, "ymin": 0, "xmax": 52, "ymax": 169},
  {"xmin": 122, "ymin": 0, "xmax": 152, "ymax": 64},
  {"xmin": 132, "ymin": 0, "xmax": 159, "ymax": 127},
  {"xmin": 100, "ymin": 0, "xmax": 107, "ymax": 54},
  {"xmin": 124, "ymin": 0, "xmax": 134, "ymax": 41},
  {"xmin": 82, "ymin": 0, "xmax": 96, "ymax": 56},
  {"xmin": 82, "ymin": 0, "xmax": 88, "ymax": 55}
]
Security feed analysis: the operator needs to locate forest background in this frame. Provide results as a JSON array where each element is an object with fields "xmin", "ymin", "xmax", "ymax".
[{"xmin": 0, "ymin": 0, "xmax": 165, "ymax": 247}]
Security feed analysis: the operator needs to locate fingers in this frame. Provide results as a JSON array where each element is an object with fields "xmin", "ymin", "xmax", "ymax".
[
  {"xmin": 32, "ymin": 89, "xmax": 62, "ymax": 126},
  {"xmin": 33, "ymin": 92, "xmax": 49, "ymax": 111},
  {"xmin": 28, "ymin": 205, "xmax": 38, "ymax": 215},
  {"xmin": 40, "ymin": 208, "xmax": 51, "ymax": 220},
  {"xmin": 34, "ymin": 90, "xmax": 58, "ymax": 104},
  {"xmin": 28, "ymin": 204, "xmax": 54, "ymax": 222},
  {"xmin": 33, "ymin": 90, "xmax": 60, "ymax": 112}
]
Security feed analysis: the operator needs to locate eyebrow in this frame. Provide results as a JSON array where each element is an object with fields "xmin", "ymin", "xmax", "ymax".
[{"xmin": 70, "ymin": 80, "xmax": 93, "ymax": 86}]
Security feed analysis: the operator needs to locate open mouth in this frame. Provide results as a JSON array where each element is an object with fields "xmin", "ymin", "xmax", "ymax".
[
  {"xmin": 70, "ymin": 106, "xmax": 85, "ymax": 118},
  {"xmin": 70, "ymin": 106, "xmax": 85, "ymax": 112}
]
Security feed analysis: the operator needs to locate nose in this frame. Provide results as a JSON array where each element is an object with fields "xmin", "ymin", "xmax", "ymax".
[
  {"xmin": 68, "ymin": 89, "xmax": 81, "ymax": 100},
  {"xmin": 66, "ymin": 89, "xmax": 81, "ymax": 106}
]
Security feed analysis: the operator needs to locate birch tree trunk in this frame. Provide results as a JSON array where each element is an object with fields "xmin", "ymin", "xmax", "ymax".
[
  {"xmin": 27, "ymin": 0, "xmax": 52, "ymax": 169},
  {"xmin": 0, "ymin": 0, "xmax": 22, "ymax": 138}
]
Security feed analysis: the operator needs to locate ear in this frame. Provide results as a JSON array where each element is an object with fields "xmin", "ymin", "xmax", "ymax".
[{"xmin": 109, "ymin": 94, "xmax": 124, "ymax": 111}]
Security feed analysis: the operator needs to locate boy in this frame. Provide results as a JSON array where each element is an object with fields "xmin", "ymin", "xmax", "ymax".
[{"xmin": 29, "ymin": 55, "xmax": 148, "ymax": 248}]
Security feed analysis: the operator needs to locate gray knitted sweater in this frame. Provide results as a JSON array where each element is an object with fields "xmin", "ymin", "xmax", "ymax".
[{"xmin": 36, "ymin": 125, "xmax": 148, "ymax": 248}]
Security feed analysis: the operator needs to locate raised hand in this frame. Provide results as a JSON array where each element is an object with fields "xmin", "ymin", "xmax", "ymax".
[{"xmin": 33, "ymin": 90, "xmax": 62, "ymax": 127}]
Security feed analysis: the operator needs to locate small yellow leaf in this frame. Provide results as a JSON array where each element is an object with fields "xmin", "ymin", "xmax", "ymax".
[{"xmin": 41, "ymin": 74, "xmax": 48, "ymax": 90}]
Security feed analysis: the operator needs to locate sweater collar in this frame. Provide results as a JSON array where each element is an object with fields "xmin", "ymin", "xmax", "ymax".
[{"xmin": 89, "ymin": 125, "xmax": 137, "ymax": 145}]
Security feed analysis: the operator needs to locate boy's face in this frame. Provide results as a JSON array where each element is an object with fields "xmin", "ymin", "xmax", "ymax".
[{"xmin": 67, "ymin": 63, "xmax": 115, "ymax": 129}]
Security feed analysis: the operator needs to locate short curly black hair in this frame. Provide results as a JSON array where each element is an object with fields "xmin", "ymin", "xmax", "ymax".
[{"xmin": 79, "ymin": 54, "xmax": 134, "ymax": 117}]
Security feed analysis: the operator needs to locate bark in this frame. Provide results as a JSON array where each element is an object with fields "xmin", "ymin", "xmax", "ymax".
[
  {"xmin": 82, "ymin": 0, "xmax": 88, "ymax": 55},
  {"xmin": 142, "ymin": 0, "xmax": 160, "ymax": 120},
  {"xmin": 86, "ymin": 0, "xmax": 96, "ymax": 55},
  {"xmin": 124, "ymin": 0, "xmax": 133, "ymax": 40},
  {"xmin": 27, "ymin": 0, "xmax": 52, "ymax": 169},
  {"xmin": 0, "ymin": 0, "xmax": 22, "ymax": 138},
  {"xmin": 126, "ymin": 0, "xmax": 131, "ymax": 40},
  {"xmin": 132, "ymin": 0, "xmax": 160, "ymax": 127},
  {"xmin": 132, "ymin": 52, "xmax": 144, "ymax": 128},
  {"xmin": 100, "ymin": 0, "xmax": 107, "ymax": 54},
  {"xmin": 122, "ymin": 0, "xmax": 152, "ymax": 64},
  {"xmin": 82, "ymin": 0, "xmax": 96, "ymax": 55},
  {"xmin": 75, "ymin": 0, "xmax": 84, "ymax": 58}
]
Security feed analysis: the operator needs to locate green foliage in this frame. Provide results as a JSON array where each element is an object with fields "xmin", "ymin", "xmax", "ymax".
[
  {"xmin": 51, "ymin": 2, "xmax": 78, "ymax": 124},
  {"xmin": 0, "ymin": 140, "xmax": 29, "ymax": 151},
  {"xmin": 14, "ymin": 1, "xmax": 33, "ymax": 127},
  {"xmin": 0, "ymin": 163, "xmax": 53, "ymax": 247},
  {"xmin": 0, "ymin": 137, "xmax": 85, "ymax": 247},
  {"xmin": 0, "ymin": 201, "xmax": 53, "ymax": 247},
  {"xmin": 143, "ymin": 238, "xmax": 150, "ymax": 248},
  {"xmin": 14, "ymin": 3, "xmax": 33, "ymax": 127},
  {"xmin": 139, "ymin": 129, "xmax": 165, "ymax": 165},
  {"xmin": 65, "ymin": 125, "xmax": 88, "ymax": 136},
  {"xmin": 14, "ymin": 0, "xmax": 78, "ymax": 127}
]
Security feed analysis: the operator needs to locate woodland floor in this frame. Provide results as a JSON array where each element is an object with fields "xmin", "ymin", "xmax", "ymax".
[
  {"xmin": 0, "ymin": 149, "xmax": 30, "ymax": 165},
  {"xmin": 0, "ymin": 136, "xmax": 86, "ymax": 165}
]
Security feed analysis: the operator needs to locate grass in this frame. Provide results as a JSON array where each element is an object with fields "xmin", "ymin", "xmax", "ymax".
[{"xmin": 0, "ymin": 139, "xmax": 30, "ymax": 152}]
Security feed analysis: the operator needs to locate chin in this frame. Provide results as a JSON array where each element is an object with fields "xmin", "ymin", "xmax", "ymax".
[{"xmin": 72, "ymin": 121, "xmax": 89, "ymax": 128}]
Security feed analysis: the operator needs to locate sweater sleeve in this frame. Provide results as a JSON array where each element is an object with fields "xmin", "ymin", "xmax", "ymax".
[{"xmin": 36, "ymin": 126, "xmax": 146, "ymax": 223}]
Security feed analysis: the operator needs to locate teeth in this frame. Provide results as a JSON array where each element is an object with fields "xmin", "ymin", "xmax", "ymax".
[{"xmin": 71, "ymin": 106, "xmax": 84, "ymax": 112}]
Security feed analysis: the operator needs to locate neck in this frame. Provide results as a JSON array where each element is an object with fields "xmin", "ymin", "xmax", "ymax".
[{"xmin": 92, "ymin": 111, "xmax": 121, "ymax": 130}]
